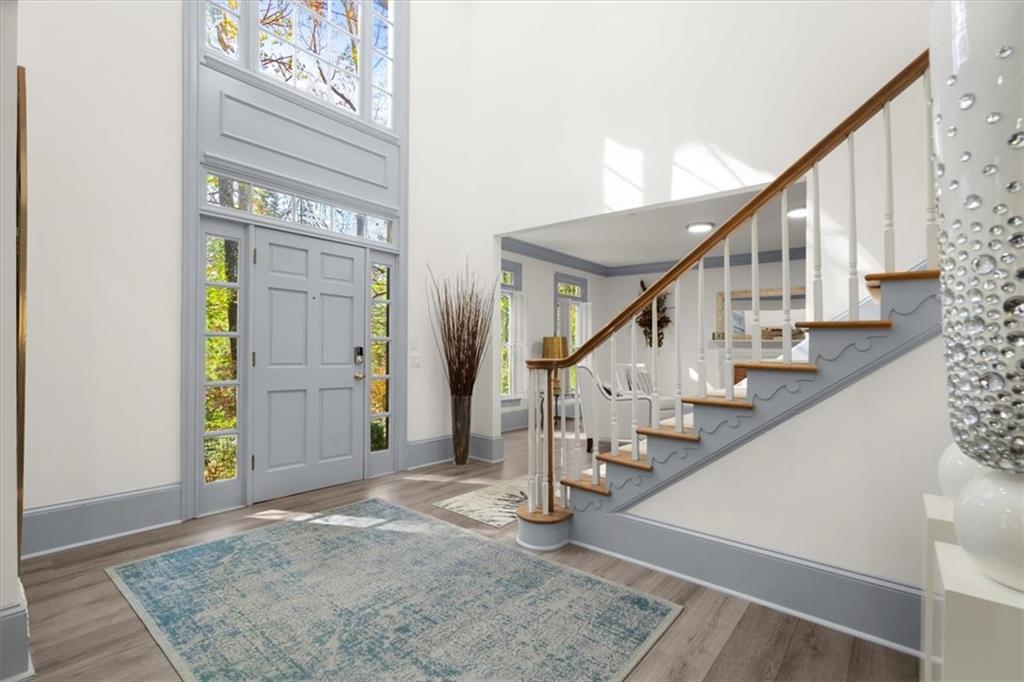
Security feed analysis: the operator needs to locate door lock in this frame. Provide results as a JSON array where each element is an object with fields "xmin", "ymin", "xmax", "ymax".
[{"xmin": 354, "ymin": 346, "xmax": 365, "ymax": 364}]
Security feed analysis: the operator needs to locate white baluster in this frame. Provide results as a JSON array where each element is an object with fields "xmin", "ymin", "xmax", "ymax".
[
  {"xmin": 591, "ymin": 355, "xmax": 599, "ymax": 484},
  {"xmin": 883, "ymin": 101, "xmax": 895, "ymax": 272},
  {"xmin": 573, "ymin": 362, "xmax": 581, "ymax": 481},
  {"xmin": 673, "ymin": 276, "xmax": 683, "ymax": 433},
  {"xmin": 527, "ymin": 369, "xmax": 536, "ymax": 511},
  {"xmin": 811, "ymin": 164, "xmax": 823, "ymax": 321},
  {"xmin": 542, "ymin": 370, "xmax": 551, "ymax": 515},
  {"xmin": 630, "ymin": 319, "xmax": 640, "ymax": 460},
  {"xmin": 848, "ymin": 134, "xmax": 860, "ymax": 320},
  {"xmin": 560, "ymin": 365, "xmax": 567, "ymax": 485},
  {"xmin": 751, "ymin": 216, "xmax": 762, "ymax": 363},
  {"xmin": 650, "ymin": 296, "xmax": 659, "ymax": 427},
  {"xmin": 609, "ymin": 330, "xmax": 618, "ymax": 455},
  {"xmin": 696, "ymin": 258, "xmax": 707, "ymax": 396},
  {"xmin": 781, "ymin": 190, "xmax": 793, "ymax": 364},
  {"xmin": 924, "ymin": 70, "xmax": 939, "ymax": 269},
  {"xmin": 724, "ymin": 236, "xmax": 735, "ymax": 400}
]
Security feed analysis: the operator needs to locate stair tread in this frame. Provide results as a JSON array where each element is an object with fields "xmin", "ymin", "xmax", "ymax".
[
  {"xmin": 561, "ymin": 477, "xmax": 611, "ymax": 496},
  {"xmin": 516, "ymin": 503, "xmax": 572, "ymax": 524},
  {"xmin": 596, "ymin": 451, "xmax": 654, "ymax": 471},
  {"xmin": 682, "ymin": 395, "xmax": 754, "ymax": 409},
  {"xmin": 636, "ymin": 425, "xmax": 701, "ymax": 441},
  {"xmin": 795, "ymin": 320, "xmax": 892, "ymax": 329},
  {"xmin": 864, "ymin": 269, "xmax": 940, "ymax": 282},
  {"xmin": 733, "ymin": 361, "xmax": 818, "ymax": 372}
]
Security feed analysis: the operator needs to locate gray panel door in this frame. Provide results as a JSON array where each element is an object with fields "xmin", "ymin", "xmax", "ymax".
[{"xmin": 253, "ymin": 228, "xmax": 366, "ymax": 502}]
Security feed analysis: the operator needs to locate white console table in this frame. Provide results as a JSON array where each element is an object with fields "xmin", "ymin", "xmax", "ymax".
[{"xmin": 929, "ymin": 541, "xmax": 1024, "ymax": 681}]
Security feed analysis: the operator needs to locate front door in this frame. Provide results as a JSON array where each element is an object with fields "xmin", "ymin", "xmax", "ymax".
[{"xmin": 252, "ymin": 228, "xmax": 366, "ymax": 502}]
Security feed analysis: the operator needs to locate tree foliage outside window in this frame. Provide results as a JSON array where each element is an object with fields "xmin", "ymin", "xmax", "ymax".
[
  {"xmin": 205, "ymin": 173, "xmax": 394, "ymax": 244},
  {"xmin": 500, "ymin": 293, "xmax": 512, "ymax": 395},
  {"xmin": 370, "ymin": 263, "xmax": 391, "ymax": 451},
  {"xmin": 205, "ymin": 0, "xmax": 395, "ymax": 128}
]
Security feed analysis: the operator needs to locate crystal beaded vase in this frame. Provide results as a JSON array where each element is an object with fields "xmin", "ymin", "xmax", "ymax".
[{"xmin": 931, "ymin": 0, "xmax": 1024, "ymax": 474}]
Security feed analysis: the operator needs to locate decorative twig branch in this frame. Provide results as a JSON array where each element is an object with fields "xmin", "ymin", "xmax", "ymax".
[{"xmin": 427, "ymin": 262, "xmax": 496, "ymax": 397}]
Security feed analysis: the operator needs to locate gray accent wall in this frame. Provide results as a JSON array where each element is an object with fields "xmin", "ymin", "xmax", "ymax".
[{"xmin": 21, "ymin": 484, "xmax": 182, "ymax": 557}]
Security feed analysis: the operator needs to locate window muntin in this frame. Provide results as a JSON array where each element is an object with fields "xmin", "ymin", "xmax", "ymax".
[
  {"xmin": 370, "ymin": 263, "xmax": 391, "ymax": 452},
  {"xmin": 205, "ymin": 172, "xmax": 395, "ymax": 244},
  {"xmin": 204, "ymin": 0, "xmax": 397, "ymax": 129},
  {"xmin": 204, "ymin": 235, "xmax": 241, "ymax": 483}
]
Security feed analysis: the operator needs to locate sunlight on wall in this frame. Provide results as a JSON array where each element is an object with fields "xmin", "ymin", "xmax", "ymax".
[
  {"xmin": 670, "ymin": 142, "xmax": 774, "ymax": 200},
  {"xmin": 602, "ymin": 137, "xmax": 644, "ymax": 211}
]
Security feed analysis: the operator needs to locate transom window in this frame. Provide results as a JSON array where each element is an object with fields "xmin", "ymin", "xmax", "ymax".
[
  {"xmin": 204, "ymin": 236, "xmax": 241, "ymax": 483},
  {"xmin": 370, "ymin": 263, "xmax": 391, "ymax": 451},
  {"xmin": 204, "ymin": 0, "xmax": 397, "ymax": 128},
  {"xmin": 205, "ymin": 172, "xmax": 393, "ymax": 243}
]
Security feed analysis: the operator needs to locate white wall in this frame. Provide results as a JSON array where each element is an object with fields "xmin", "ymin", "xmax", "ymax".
[
  {"xmin": 408, "ymin": 0, "xmax": 931, "ymax": 441},
  {"xmin": 1, "ymin": 0, "xmax": 21, "ymax": 610},
  {"xmin": 630, "ymin": 336, "xmax": 948, "ymax": 587},
  {"xmin": 18, "ymin": 1, "xmax": 183, "ymax": 508}
]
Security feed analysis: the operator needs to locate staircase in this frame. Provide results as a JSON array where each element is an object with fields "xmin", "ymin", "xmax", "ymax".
[{"xmin": 515, "ymin": 51, "xmax": 939, "ymax": 646}]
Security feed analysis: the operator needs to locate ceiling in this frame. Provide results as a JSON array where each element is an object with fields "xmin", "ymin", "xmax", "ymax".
[{"xmin": 502, "ymin": 184, "xmax": 807, "ymax": 268}]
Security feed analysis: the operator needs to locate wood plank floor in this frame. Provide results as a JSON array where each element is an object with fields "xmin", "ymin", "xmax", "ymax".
[{"xmin": 20, "ymin": 429, "xmax": 919, "ymax": 681}]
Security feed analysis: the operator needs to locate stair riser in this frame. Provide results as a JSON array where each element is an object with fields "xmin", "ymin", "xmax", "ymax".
[
  {"xmin": 879, "ymin": 277, "xmax": 939, "ymax": 320},
  {"xmin": 807, "ymin": 328, "xmax": 893, "ymax": 366}
]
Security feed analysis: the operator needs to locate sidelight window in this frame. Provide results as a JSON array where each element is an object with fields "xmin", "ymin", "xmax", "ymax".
[
  {"xmin": 369, "ymin": 262, "xmax": 391, "ymax": 451},
  {"xmin": 204, "ymin": 235, "xmax": 241, "ymax": 483}
]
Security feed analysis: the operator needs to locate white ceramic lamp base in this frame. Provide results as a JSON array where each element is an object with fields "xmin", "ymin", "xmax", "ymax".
[{"xmin": 954, "ymin": 469, "xmax": 1024, "ymax": 592}]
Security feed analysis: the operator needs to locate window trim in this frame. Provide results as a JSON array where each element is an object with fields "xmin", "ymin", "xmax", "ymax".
[{"xmin": 501, "ymin": 259, "xmax": 522, "ymax": 292}]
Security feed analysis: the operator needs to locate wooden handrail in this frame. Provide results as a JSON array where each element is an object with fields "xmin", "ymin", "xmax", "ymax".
[{"xmin": 527, "ymin": 50, "xmax": 929, "ymax": 371}]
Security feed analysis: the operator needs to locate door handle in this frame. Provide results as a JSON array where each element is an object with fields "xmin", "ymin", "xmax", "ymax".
[{"xmin": 354, "ymin": 372, "xmax": 365, "ymax": 380}]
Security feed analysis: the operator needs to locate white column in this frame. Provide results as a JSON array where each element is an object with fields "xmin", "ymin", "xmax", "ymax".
[
  {"xmin": 673, "ymin": 277, "xmax": 683, "ymax": 432},
  {"xmin": 630, "ymin": 319, "xmax": 640, "ymax": 459},
  {"xmin": 923, "ymin": 69, "xmax": 939, "ymax": 269},
  {"xmin": 883, "ymin": 101, "xmax": 895, "ymax": 272},
  {"xmin": 609, "ymin": 330, "xmax": 618, "ymax": 455},
  {"xmin": 650, "ymin": 297, "xmax": 659, "ymax": 427},
  {"xmin": 781, "ymin": 189, "xmax": 793, "ymax": 364},
  {"xmin": 751, "ymin": 216, "xmax": 762, "ymax": 362},
  {"xmin": 696, "ymin": 258, "xmax": 707, "ymax": 396},
  {"xmin": 723, "ymin": 237, "xmax": 735, "ymax": 400},
  {"xmin": 848, "ymin": 133, "xmax": 860, "ymax": 320},
  {"xmin": 811, "ymin": 164, "xmax": 823, "ymax": 321}
]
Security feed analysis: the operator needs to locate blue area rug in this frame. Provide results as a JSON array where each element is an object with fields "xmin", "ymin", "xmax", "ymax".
[{"xmin": 109, "ymin": 498, "xmax": 680, "ymax": 681}]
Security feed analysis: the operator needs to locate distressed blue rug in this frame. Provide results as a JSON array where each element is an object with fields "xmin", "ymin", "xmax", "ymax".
[{"xmin": 109, "ymin": 498, "xmax": 680, "ymax": 681}]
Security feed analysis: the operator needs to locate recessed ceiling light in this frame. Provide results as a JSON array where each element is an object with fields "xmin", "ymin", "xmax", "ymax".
[
  {"xmin": 787, "ymin": 207, "xmax": 808, "ymax": 219},
  {"xmin": 686, "ymin": 221, "xmax": 715, "ymax": 234}
]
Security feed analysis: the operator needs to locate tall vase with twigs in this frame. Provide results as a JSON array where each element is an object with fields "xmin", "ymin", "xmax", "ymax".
[{"xmin": 428, "ymin": 264, "xmax": 496, "ymax": 465}]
